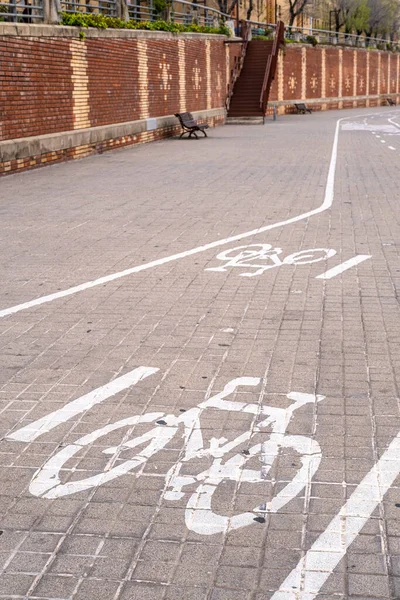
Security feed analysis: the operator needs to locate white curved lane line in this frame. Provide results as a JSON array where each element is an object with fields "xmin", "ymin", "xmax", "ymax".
[
  {"xmin": 3, "ymin": 109, "xmax": 395, "ymax": 320},
  {"xmin": 388, "ymin": 115, "xmax": 400, "ymax": 130},
  {"xmin": 270, "ymin": 108, "xmax": 400, "ymax": 600},
  {"xmin": 0, "ymin": 119, "xmax": 341, "ymax": 319}
]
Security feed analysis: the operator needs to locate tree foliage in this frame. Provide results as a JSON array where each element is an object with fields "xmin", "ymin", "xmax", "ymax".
[{"xmin": 325, "ymin": 0, "xmax": 400, "ymax": 39}]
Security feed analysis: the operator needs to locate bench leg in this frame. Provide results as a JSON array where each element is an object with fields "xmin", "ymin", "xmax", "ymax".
[{"xmin": 201, "ymin": 129, "xmax": 207, "ymax": 137}]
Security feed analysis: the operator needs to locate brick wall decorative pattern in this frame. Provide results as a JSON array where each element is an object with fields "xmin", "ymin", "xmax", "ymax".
[
  {"xmin": 0, "ymin": 29, "xmax": 237, "ymax": 175},
  {"xmin": 268, "ymin": 44, "xmax": 400, "ymax": 115},
  {"xmin": 0, "ymin": 27, "xmax": 398, "ymax": 176}
]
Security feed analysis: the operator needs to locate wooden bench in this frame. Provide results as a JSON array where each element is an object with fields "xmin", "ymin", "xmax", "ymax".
[
  {"xmin": 175, "ymin": 112, "xmax": 209, "ymax": 139},
  {"xmin": 387, "ymin": 97, "xmax": 396, "ymax": 106},
  {"xmin": 294, "ymin": 103, "xmax": 312, "ymax": 114}
]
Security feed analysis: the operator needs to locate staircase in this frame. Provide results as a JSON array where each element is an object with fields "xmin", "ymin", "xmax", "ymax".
[
  {"xmin": 226, "ymin": 22, "xmax": 285, "ymax": 123},
  {"xmin": 227, "ymin": 40, "xmax": 274, "ymax": 122}
]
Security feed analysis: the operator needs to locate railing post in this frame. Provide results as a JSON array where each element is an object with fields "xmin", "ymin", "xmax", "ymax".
[
  {"xmin": 116, "ymin": 0, "xmax": 129, "ymax": 20},
  {"xmin": 43, "ymin": 0, "xmax": 61, "ymax": 24}
]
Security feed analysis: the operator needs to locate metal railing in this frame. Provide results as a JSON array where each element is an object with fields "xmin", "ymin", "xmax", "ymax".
[
  {"xmin": 284, "ymin": 24, "xmax": 400, "ymax": 50},
  {"xmin": 1, "ymin": 0, "xmax": 399, "ymax": 51},
  {"xmin": 128, "ymin": 0, "xmax": 230, "ymax": 27},
  {"xmin": 0, "ymin": 0, "xmax": 43, "ymax": 22},
  {"xmin": 61, "ymin": 0, "xmax": 117, "ymax": 15},
  {"xmin": 260, "ymin": 19, "xmax": 284, "ymax": 114},
  {"xmin": 127, "ymin": 0, "xmax": 156, "ymax": 22}
]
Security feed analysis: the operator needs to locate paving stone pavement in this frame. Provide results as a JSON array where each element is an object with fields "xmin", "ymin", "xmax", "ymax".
[{"xmin": 1, "ymin": 107, "xmax": 400, "ymax": 599}]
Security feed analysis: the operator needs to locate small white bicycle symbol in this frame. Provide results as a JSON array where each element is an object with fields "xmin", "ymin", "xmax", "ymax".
[
  {"xmin": 206, "ymin": 244, "xmax": 336, "ymax": 277},
  {"xmin": 26, "ymin": 378, "xmax": 325, "ymax": 535}
]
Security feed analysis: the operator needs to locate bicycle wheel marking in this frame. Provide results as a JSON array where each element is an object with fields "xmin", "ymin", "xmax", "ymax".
[
  {"xmin": 6, "ymin": 375, "xmax": 325, "ymax": 536},
  {"xmin": 205, "ymin": 245, "xmax": 337, "ymax": 277}
]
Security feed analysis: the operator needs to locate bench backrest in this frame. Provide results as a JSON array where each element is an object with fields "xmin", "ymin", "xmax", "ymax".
[
  {"xmin": 295, "ymin": 103, "xmax": 307, "ymax": 109},
  {"xmin": 175, "ymin": 112, "xmax": 197, "ymax": 127}
]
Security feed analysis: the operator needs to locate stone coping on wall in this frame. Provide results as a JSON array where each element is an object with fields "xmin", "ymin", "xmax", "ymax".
[
  {"xmin": 0, "ymin": 22, "xmax": 234, "ymax": 39},
  {"xmin": 0, "ymin": 108, "xmax": 225, "ymax": 163}
]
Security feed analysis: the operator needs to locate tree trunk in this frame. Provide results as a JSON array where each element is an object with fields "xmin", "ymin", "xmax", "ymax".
[{"xmin": 246, "ymin": 0, "xmax": 253, "ymax": 20}]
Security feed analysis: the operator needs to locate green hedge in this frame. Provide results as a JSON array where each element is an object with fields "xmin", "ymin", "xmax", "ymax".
[{"xmin": 61, "ymin": 12, "xmax": 231, "ymax": 36}]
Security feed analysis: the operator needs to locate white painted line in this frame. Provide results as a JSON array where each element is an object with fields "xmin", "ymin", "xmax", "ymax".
[
  {"xmin": 315, "ymin": 255, "xmax": 371, "ymax": 280},
  {"xmin": 388, "ymin": 146, "xmax": 396, "ymax": 150},
  {"xmin": 380, "ymin": 140, "xmax": 386, "ymax": 143},
  {"xmin": 7, "ymin": 366, "xmax": 158, "ymax": 443},
  {"xmin": 388, "ymin": 115, "xmax": 400, "ymax": 130},
  {"xmin": 0, "ymin": 119, "xmax": 342, "ymax": 319},
  {"xmin": 0, "ymin": 110, "xmax": 393, "ymax": 320},
  {"xmin": 270, "ymin": 430, "xmax": 400, "ymax": 600}
]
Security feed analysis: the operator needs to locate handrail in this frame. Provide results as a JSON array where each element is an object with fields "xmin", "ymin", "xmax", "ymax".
[
  {"xmin": 170, "ymin": 0, "xmax": 231, "ymax": 21},
  {"xmin": 260, "ymin": 20, "xmax": 284, "ymax": 115},
  {"xmin": 281, "ymin": 23, "xmax": 400, "ymax": 49},
  {"xmin": 225, "ymin": 19, "xmax": 251, "ymax": 112}
]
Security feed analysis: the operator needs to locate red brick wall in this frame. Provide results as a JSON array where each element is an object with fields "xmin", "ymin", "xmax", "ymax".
[
  {"xmin": 0, "ymin": 30, "xmax": 240, "ymax": 175},
  {"xmin": 86, "ymin": 38, "xmax": 141, "ymax": 127},
  {"xmin": 1, "ymin": 29, "xmax": 398, "ymax": 176},
  {"xmin": 268, "ymin": 44, "xmax": 399, "ymax": 114},
  {"xmin": 0, "ymin": 32, "xmax": 236, "ymax": 143},
  {"xmin": 306, "ymin": 46, "xmax": 322, "ymax": 99},
  {"xmin": 0, "ymin": 37, "xmax": 74, "ymax": 141}
]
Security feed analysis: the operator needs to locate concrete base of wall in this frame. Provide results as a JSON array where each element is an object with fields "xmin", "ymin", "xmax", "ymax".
[
  {"xmin": 0, "ymin": 108, "xmax": 225, "ymax": 176},
  {"xmin": 266, "ymin": 94, "xmax": 399, "ymax": 115}
]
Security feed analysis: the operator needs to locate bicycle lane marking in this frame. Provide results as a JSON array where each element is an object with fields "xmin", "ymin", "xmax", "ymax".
[
  {"xmin": 0, "ymin": 116, "xmax": 341, "ymax": 319},
  {"xmin": 6, "ymin": 375, "xmax": 325, "ymax": 536},
  {"xmin": 271, "ymin": 433, "xmax": 400, "ymax": 600}
]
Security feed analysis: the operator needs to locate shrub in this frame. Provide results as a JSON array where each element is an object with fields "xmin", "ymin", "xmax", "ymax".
[
  {"xmin": 0, "ymin": 5, "xmax": 8, "ymax": 21},
  {"xmin": 60, "ymin": 12, "xmax": 231, "ymax": 36},
  {"xmin": 305, "ymin": 34, "xmax": 318, "ymax": 46}
]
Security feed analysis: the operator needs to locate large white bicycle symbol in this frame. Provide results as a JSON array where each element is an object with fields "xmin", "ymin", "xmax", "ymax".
[
  {"xmin": 206, "ymin": 244, "xmax": 336, "ymax": 277},
  {"xmin": 24, "ymin": 377, "xmax": 325, "ymax": 535}
]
